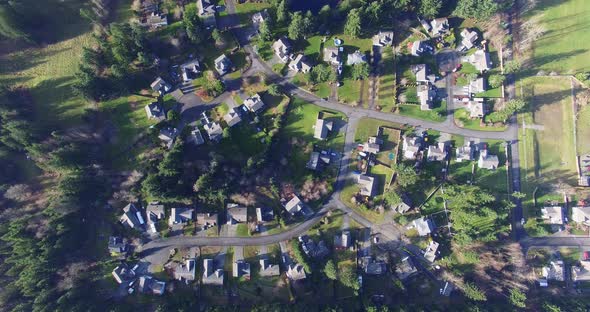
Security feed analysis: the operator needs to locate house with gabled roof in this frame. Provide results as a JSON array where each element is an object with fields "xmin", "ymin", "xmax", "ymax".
[
  {"xmin": 396, "ymin": 256, "xmax": 417, "ymax": 280},
  {"xmin": 158, "ymin": 127, "xmax": 178, "ymax": 149},
  {"xmin": 417, "ymin": 84, "xmax": 436, "ymax": 110},
  {"xmin": 204, "ymin": 121, "xmax": 223, "ymax": 142},
  {"xmin": 189, "ymin": 128, "xmax": 205, "ymax": 145},
  {"xmin": 226, "ymin": 204, "xmax": 247, "ymax": 224},
  {"xmin": 427, "ymin": 142, "xmax": 447, "ymax": 162},
  {"xmin": 108, "ymin": 236, "xmax": 126, "ymax": 254},
  {"xmin": 120, "ymin": 203, "xmax": 145, "ymax": 230},
  {"xmin": 145, "ymin": 102, "xmax": 166, "ymax": 121},
  {"xmin": 357, "ymin": 174, "xmax": 376, "ymax": 197},
  {"xmin": 423, "ymin": 240, "xmax": 440, "ymax": 262},
  {"xmin": 347, "ymin": 50, "xmax": 366, "ymax": 66},
  {"xmin": 373, "ymin": 31, "xmax": 394, "ymax": 46},
  {"xmin": 138, "ymin": 276, "xmax": 166, "ymax": 295},
  {"xmin": 181, "ymin": 59, "xmax": 201, "ymax": 82},
  {"xmin": 541, "ymin": 206, "xmax": 564, "ymax": 225},
  {"xmin": 459, "ymin": 28, "xmax": 479, "ymax": 51},
  {"xmin": 542, "ymin": 260, "xmax": 565, "ymax": 282},
  {"xmin": 244, "ymin": 93, "xmax": 265, "ymax": 113},
  {"xmin": 306, "ymin": 151, "xmax": 331, "ymax": 171},
  {"xmin": 169, "ymin": 207, "xmax": 193, "ymax": 226},
  {"xmin": 112, "ymin": 263, "xmax": 135, "ymax": 284},
  {"xmin": 314, "ymin": 116, "xmax": 333, "ymax": 140},
  {"xmin": 430, "ymin": 18, "xmax": 449, "ymax": 36},
  {"xmin": 402, "ymin": 135, "xmax": 423, "ymax": 160},
  {"xmin": 173, "ymin": 259, "xmax": 196, "ymax": 283},
  {"xmin": 286, "ymin": 263, "xmax": 306, "ymax": 281},
  {"xmin": 411, "ymin": 64, "xmax": 435, "ymax": 84},
  {"xmin": 334, "ymin": 230, "xmax": 351, "ymax": 250},
  {"xmin": 196, "ymin": 0, "xmax": 216, "ymax": 28},
  {"xmin": 223, "ymin": 107, "xmax": 242, "ymax": 127},
  {"xmin": 256, "ymin": 207, "xmax": 274, "ymax": 223},
  {"xmin": 467, "ymin": 49, "xmax": 491, "ymax": 72},
  {"xmin": 273, "ymin": 37, "xmax": 292, "ymax": 63},
  {"xmin": 469, "ymin": 77, "xmax": 486, "ymax": 94},
  {"xmin": 151, "ymin": 77, "xmax": 172, "ymax": 95},
  {"xmin": 456, "ymin": 142, "xmax": 474, "ymax": 162},
  {"xmin": 233, "ymin": 260, "xmax": 251, "ymax": 279},
  {"xmin": 364, "ymin": 258, "xmax": 386, "ymax": 275},
  {"xmin": 259, "ymin": 258, "xmax": 280, "ymax": 277},
  {"xmin": 141, "ymin": 12, "xmax": 168, "ymax": 29},
  {"xmin": 252, "ymin": 10, "xmax": 269, "ymax": 26},
  {"xmin": 284, "ymin": 195, "xmax": 304, "ymax": 215},
  {"xmin": 196, "ymin": 212, "xmax": 218, "ymax": 228},
  {"xmin": 289, "ymin": 54, "xmax": 312, "ymax": 73},
  {"xmin": 411, "ymin": 40, "xmax": 432, "ymax": 56},
  {"xmin": 214, "ymin": 54, "xmax": 233, "ymax": 75},
  {"xmin": 323, "ymin": 46, "xmax": 341, "ymax": 65},
  {"xmin": 572, "ymin": 206, "xmax": 590, "ymax": 225},
  {"xmin": 146, "ymin": 202, "xmax": 165, "ymax": 233},
  {"xmin": 202, "ymin": 259, "xmax": 224, "ymax": 285},
  {"xmin": 477, "ymin": 149, "xmax": 499, "ymax": 170},
  {"xmin": 465, "ymin": 98, "xmax": 485, "ymax": 118},
  {"xmin": 413, "ymin": 217, "xmax": 434, "ymax": 236}
]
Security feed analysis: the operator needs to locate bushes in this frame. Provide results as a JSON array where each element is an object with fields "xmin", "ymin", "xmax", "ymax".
[
  {"xmin": 485, "ymin": 98, "xmax": 527, "ymax": 124},
  {"xmin": 290, "ymin": 240, "xmax": 311, "ymax": 272}
]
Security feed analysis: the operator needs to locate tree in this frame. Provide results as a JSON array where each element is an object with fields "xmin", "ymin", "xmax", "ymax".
[
  {"xmin": 193, "ymin": 174, "xmax": 211, "ymax": 192},
  {"xmin": 275, "ymin": 0, "xmax": 288, "ymax": 24},
  {"xmin": 288, "ymin": 12, "xmax": 305, "ymax": 41},
  {"xmin": 339, "ymin": 267, "xmax": 360, "ymax": 292},
  {"xmin": 466, "ymin": 73, "xmax": 479, "ymax": 82},
  {"xmin": 454, "ymin": 0, "xmax": 499, "ymax": 20},
  {"xmin": 542, "ymin": 302, "xmax": 561, "ymax": 312},
  {"xmin": 383, "ymin": 190, "xmax": 401, "ymax": 207},
  {"xmin": 205, "ymin": 76, "xmax": 225, "ymax": 96},
  {"xmin": 509, "ymin": 288, "xmax": 527, "ymax": 308},
  {"xmin": 489, "ymin": 74, "xmax": 505, "ymax": 88},
  {"xmin": 392, "ymin": 163, "xmax": 418, "ymax": 188},
  {"xmin": 167, "ymin": 110, "xmax": 180, "ymax": 122},
  {"xmin": 344, "ymin": 9, "xmax": 362, "ymax": 38},
  {"xmin": 267, "ymin": 84, "xmax": 281, "ymax": 96},
  {"xmin": 512, "ymin": 191, "xmax": 526, "ymax": 199},
  {"xmin": 318, "ymin": 4, "xmax": 331, "ymax": 27},
  {"xmin": 419, "ymin": 0, "xmax": 442, "ymax": 19},
  {"xmin": 183, "ymin": 3, "xmax": 207, "ymax": 44},
  {"xmin": 324, "ymin": 260, "xmax": 337, "ymax": 280},
  {"xmin": 351, "ymin": 62, "xmax": 370, "ymax": 80},
  {"xmin": 302, "ymin": 10, "xmax": 315, "ymax": 37},
  {"xmin": 462, "ymin": 282, "xmax": 487, "ymax": 301},
  {"xmin": 212, "ymin": 29, "xmax": 223, "ymax": 44},
  {"xmin": 309, "ymin": 64, "xmax": 336, "ymax": 84},
  {"xmin": 258, "ymin": 21, "xmax": 272, "ymax": 42},
  {"xmin": 504, "ymin": 60, "xmax": 521, "ymax": 74}
]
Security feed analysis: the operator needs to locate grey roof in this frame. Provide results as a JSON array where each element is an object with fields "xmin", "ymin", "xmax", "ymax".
[
  {"xmin": 456, "ymin": 143, "xmax": 474, "ymax": 162},
  {"xmin": 203, "ymin": 259, "xmax": 224, "ymax": 285},
  {"xmin": 314, "ymin": 118, "xmax": 334, "ymax": 140},
  {"xmin": 411, "ymin": 40, "xmax": 426, "ymax": 56},
  {"xmin": 138, "ymin": 275, "xmax": 166, "ymax": 295},
  {"xmin": 244, "ymin": 93, "xmax": 265, "ymax": 113},
  {"xmin": 427, "ymin": 142, "xmax": 447, "ymax": 162},
  {"xmin": 255, "ymin": 207, "xmax": 274, "ymax": 222},
  {"xmin": 423, "ymin": 240, "xmax": 440, "ymax": 262},
  {"xmin": 223, "ymin": 108, "xmax": 242, "ymax": 127},
  {"xmin": 286, "ymin": 263, "xmax": 306, "ymax": 281},
  {"xmin": 357, "ymin": 174, "xmax": 376, "ymax": 197},
  {"xmin": 467, "ymin": 49, "xmax": 491, "ymax": 72},
  {"xmin": 120, "ymin": 203, "xmax": 144, "ymax": 229},
  {"xmin": 189, "ymin": 128, "xmax": 205, "ymax": 145},
  {"xmin": 572, "ymin": 206, "xmax": 590, "ymax": 225},
  {"xmin": 413, "ymin": 217, "xmax": 434, "ymax": 236},
  {"xmin": 112, "ymin": 263, "xmax": 135, "ymax": 284},
  {"xmin": 174, "ymin": 259, "xmax": 196, "ymax": 282},
  {"xmin": 150, "ymin": 77, "xmax": 171, "ymax": 93},
  {"xmin": 373, "ymin": 31, "xmax": 394, "ymax": 46},
  {"xmin": 307, "ymin": 151, "xmax": 320, "ymax": 170},
  {"xmin": 396, "ymin": 256, "xmax": 417, "ymax": 280},
  {"xmin": 145, "ymin": 102, "xmax": 166, "ymax": 121},
  {"xmin": 323, "ymin": 46, "xmax": 340, "ymax": 64},
  {"xmin": 477, "ymin": 149, "xmax": 499, "ymax": 170},
  {"xmin": 365, "ymin": 259, "xmax": 386, "ymax": 275},
  {"xmin": 466, "ymin": 99, "xmax": 485, "ymax": 118},
  {"xmin": 233, "ymin": 260, "xmax": 251, "ymax": 278},
  {"xmin": 108, "ymin": 236, "xmax": 126, "ymax": 253},
  {"xmin": 169, "ymin": 207, "xmax": 193, "ymax": 225},
  {"xmin": 460, "ymin": 29, "xmax": 479, "ymax": 50},
  {"xmin": 197, "ymin": 0, "xmax": 215, "ymax": 15},
  {"xmin": 289, "ymin": 54, "xmax": 312, "ymax": 72},
  {"xmin": 196, "ymin": 213, "xmax": 218, "ymax": 226},
  {"xmin": 543, "ymin": 260, "xmax": 565, "ymax": 281},
  {"xmin": 259, "ymin": 259, "xmax": 280, "ymax": 277},
  {"xmin": 541, "ymin": 206, "xmax": 564, "ymax": 225},
  {"xmin": 227, "ymin": 205, "xmax": 247, "ymax": 223},
  {"xmin": 469, "ymin": 77, "xmax": 486, "ymax": 94},
  {"xmin": 158, "ymin": 127, "xmax": 178, "ymax": 149},
  {"xmin": 393, "ymin": 197, "xmax": 412, "ymax": 214},
  {"xmin": 204, "ymin": 121, "xmax": 223, "ymax": 142},
  {"xmin": 402, "ymin": 135, "xmax": 422, "ymax": 160},
  {"xmin": 334, "ymin": 231, "xmax": 351, "ymax": 249},
  {"xmin": 181, "ymin": 59, "xmax": 201, "ymax": 81},
  {"xmin": 417, "ymin": 84, "xmax": 435, "ymax": 110},
  {"xmin": 430, "ymin": 18, "xmax": 449, "ymax": 35},
  {"xmin": 252, "ymin": 10, "xmax": 269, "ymax": 24},
  {"xmin": 273, "ymin": 37, "xmax": 292, "ymax": 61},
  {"xmin": 146, "ymin": 202, "xmax": 165, "ymax": 222},
  {"xmin": 346, "ymin": 50, "xmax": 366, "ymax": 65},
  {"xmin": 214, "ymin": 54, "xmax": 232, "ymax": 75}
]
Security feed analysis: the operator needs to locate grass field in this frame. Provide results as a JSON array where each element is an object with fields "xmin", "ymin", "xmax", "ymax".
[
  {"xmin": 528, "ymin": 0, "xmax": 590, "ymax": 73},
  {"xmin": 577, "ymin": 104, "xmax": 590, "ymax": 155},
  {"xmin": 370, "ymin": 164, "xmax": 394, "ymax": 195},
  {"xmin": 398, "ymin": 100, "xmax": 447, "ymax": 123},
  {"xmin": 377, "ymin": 50, "xmax": 396, "ymax": 112},
  {"xmin": 454, "ymin": 108, "xmax": 508, "ymax": 131}
]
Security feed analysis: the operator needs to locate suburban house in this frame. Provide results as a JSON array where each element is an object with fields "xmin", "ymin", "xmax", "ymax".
[
  {"xmin": 168, "ymin": 207, "xmax": 193, "ymax": 227},
  {"xmin": 180, "ymin": 59, "xmax": 201, "ymax": 82},
  {"xmin": 469, "ymin": 77, "xmax": 486, "ymax": 94},
  {"xmin": 286, "ymin": 263, "xmax": 306, "ymax": 281},
  {"xmin": 289, "ymin": 54, "xmax": 312, "ymax": 73},
  {"xmin": 204, "ymin": 121, "xmax": 223, "ymax": 142},
  {"xmin": 572, "ymin": 206, "xmax": 590, "ymax": 225},
  {"xmin": 141, "ymin": 12, "xmax": 168, "ymax": 28},
  {"xmin": 411, "ymin": 40, "xmax": 432, "ymax": 56},
  {"xmin": 150, "ymin": 77, "xmax": 172, "ymax": 95},
  {"xmin": 455, "ymin": 142, "xmax": 474, "ymax": 162},
  {"xmin": 255, "ymin": 207, "xmax": 274, "ymax": 223},
  {"xmin": 108, "ymin": 236, "xmax": 126, "ymax": 254},
  {"xmin": 244, "ymin": 93, "xmax": 265, "ymax": 113},
  {"xmin": 306, "ymin": 151, "xmax": 331, "ymax": 171},
  {"xmin": 202, "ymin": 259, "xmax": 224, "ymax": 285},
  {"xmin": 233, "ymin": 260, "xmax": 251, "ymax": 279},
  {"xmin": 465, "ymin": 98, "xmax": 485, "ymax": 118},
  {"xmin": 411, "ymin": 64, "xmax": 435, "ymax": 84},
  {"xmin": 396, "ymin": 256, "xmax": 417, "ymax": 280},
  {"xmin": 196, "ymin": 212, "xmax": 218, "ymax": 229},
  {"xmin": 572, "ymin": 261, "xmax": 590, "ymax": 281},
  {"xmin": 120, "ymin": 203, "xmax": 145, "ymax": 230},
  {"xmin": 459, "ymin": 28, "xmax": 479, "ymax": 51},
  {"xmin": 364, "ymin": 258, "xmax": 386, "ymax": 275},
  {"xmin": 314, "ymin": 116, "xmax": 334, "ymax": 140},
  {"xmin": 402, "ymin": 135, "xmax": 423, "ymax": 160},
  {"xmin": 542, "ymin": 260, "xmax": 565, "ymax": 282},
  {"xmin": 334, "ymin": 230, "xmax": 351, "ymax": 250},
  {"xmin": 413, "ymin": 217, "xmax": 434, "ymax": 236},
  {"xmin": 372, "ymin": 31, "xmax": 393, "ymax": 46},
  {"xmin": 145, "ymin": 102, "xmax": 166, "ymax": 121},
  {"xmin": 259, "ymin": 259, "xmax": 280, "ymax": 277},
  {"xmin": 146, "ymin": 202, "xmax": 165, "ymax": 233},
  {"xmin": 299, "ymin": 235, "xmax": 329, "ymax": 259},
  {"xmin": 467, "ymin": 49, "xmax": 492, "ymax": 72},
  {"xmin": 158, "ymin": 127, "xmax": 178, "ymax": 149},
  {"xmin": 226, "ymin": 204, "xmax": 248, "ymax": 224},
  {"xmin": 427, "ymin": 142, "xmax": 447, "ymax": 162},
  {"xmin": 251, "ymin": 10, "xmax": 269, "ymax": 26},
  {"xmin": 323, "ymin": 46, "xmax": 341, "ymax": 65},
  {"xmin": 284, "ymin": 195, "xmax": 304, "ymax": 215},
  {"xmin": 196, "ymin": 0, "xmax": 216, "ymax": 28},
  {"xmin": 346, "ymin": 50, "xmax": 367, "ymax": 66},
  {"xmin": 138, "ymin": 276, "xmax": 166, "ymax": 295},
  {"xmin": 477, "ymin": 149, "xmax": 500, "ymax": 170},
  {"xmin": 430, "ymin": 17, "xmax": 449, "ymax": 36},
  {"xmin": 541, "ymin": 206, "xmax": 564, "ymax": 225},
  {"xmin": 189, "ymin": 128, "xmax": 205, "ymax": 145},
  {"xmin": 363, "ymin": 141, "xmax": 381, "ymax": 154},
  {"xmin": 214, "ymin": 54, "xmax": 232, "ymax": 75},
  {"xmin": 417, "ymin": 84, "xmax": 435, "ymax": 110},
  {"xmin": 272, "ymin": 37, "xmax": 292, "ymax": 63},
  {"xmin": 423, "ymin": 240, "xmax": 440, "ymax": 263},
  {"xmin": 357, "ymin": 174, "xmax": 376, "ymax": 197},
  {"xmin": 393, "ymin": 196, "xmax": 412, "ymax": 214},
  {"xmin": 112, "ymin": 263, "xmax": 135, "ymax": 284},
  {"xmin": 223, "ymin": 107, "xmax": 242, "ymax": 127},
  {"xmin": 173, "ymin": 259, "xmax": 196, "ymax": 283}
]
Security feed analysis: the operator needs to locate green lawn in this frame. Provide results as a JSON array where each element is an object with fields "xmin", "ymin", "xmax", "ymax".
[
  {"xmin": 475, "ymin": 87, "xmax": 503, "ymax": 98},
  {"xmin": 454, "ymin": 108, "xmax": 508, "ymax": 131},
  {"xmin": 236, "ymin": 224, "xmax": 250, "ymax": 237},
  {"xmin": 398, "ymin": 100, "xmax": 447, "ymax": 123},
  {"xmin": 291, "ymin": 73, "xmax": 331, "ymax": 99},
  {"xmin": 377, "ymin": 50, "xmax": 396, "ymax": 112},
  {"xmin": 577, "ymin": 104, "xmax": 590, "ymax": 155},
  {"xmin": 233, "ymin": 1, "xmax": 272, "ymax": 25},
  {"xmin": 354, "ymin": 118, "xmax": 403, "ymax": 143},
  {"xmin": 338, "ymin": 77, "xmax": 363, "ymax": 105},
  {"xmin": 370, "ymin": 164, "xmax": 394, "ymax": 195},
  {"xmin": 475, "ymin": 140, "xmax": 509, "ymax": 195}
]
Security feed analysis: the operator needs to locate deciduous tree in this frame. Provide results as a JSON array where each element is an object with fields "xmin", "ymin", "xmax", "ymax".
[{"xmin": 344, "ymin": 8, "xmax": 362, "ymax": 38}]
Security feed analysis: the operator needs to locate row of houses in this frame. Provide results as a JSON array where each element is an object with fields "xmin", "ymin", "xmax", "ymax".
[{"xmin": 541, "ymin": 205, "xmax": 590, "ymax": 226}]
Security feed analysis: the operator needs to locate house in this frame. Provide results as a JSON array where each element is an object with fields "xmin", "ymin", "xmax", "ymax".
[
  {"xmin": 146, "ymin": 202, "xmax": 165, "ymax": 233},
  {"xmin": 346, "ymin": 50, "xmax": 367, "ymax": 66},
  {"xmin": 323, "ymin": 46, "xmax": 341, "ymax": 65},
  {"xmin": 465, "ymin": 98, "xmax": 485, "ymax": 118},
  {"xmin": 272, "ymin": 37, "xmax": 292, "ymax": 62},
  {"xmin": 196, "ymin": 213, "xmax": 218, "ymax": 228},
  {"xmin": 252, "ymin": 10, "xmax": 269, "ymax": 26},
  {"xmin": 112, "ymin": 263, "xmax": 136, "ymax": 284},
  {"xmin": 227, "ymin": 204, "xmax": 247, "ymax": 224},
  {"xmin": 413, "ymin": 217, "xmax": 434, "ymax": 236},
  {"xmin": 168, "ymin": 207, "xmax": 193, "ymax": 226},
  {"xmin": 430, "ymin": 18, "xmax": 449, "ymax": 36},
  {"xmin": 214, "ymin": 54, "xmax": 232, "ymax": 75},
  {"xmin": 108, "ymin": 236, "xmax": 126, "ymax": 254},
  {"xmin": 363, "ymin": 142, "xmax": 381, "ymax": 154},
  {"xmin": 142, "ymin": 12, "xmax": 168, "ymax": 28},
  {"xmin": 244, "ymin": 93, "xmax": 265, "ymax": 113},
  {"xmin": 306, "ymin": 151, "xmax": 331, "ymax": 170},
  {"xmin": 364, "ymin": 258, "xmax": 386, "ymax": 275},
  {"xmin": 572, "ymin": 261, "xmax": 590, "ymax": 281},
  {"xmin": 289, "ymin": 54, "xmax": 312, "ymax": 73},
  {"xmin": 204, "ymin": 121, "xmax": 223, "ymax": 142},
  {"xmin": 411, "ymin": 64, "xmax": 435, "ymax": 84},
  {"xmin": 423, "ymin": 240, "xmax": 440, "ymax": 263},
  {"xmin": 396, "ymin": 256, "xmax": 417, "ymax": 280},
  {"xmin": 373, "ymin": 31, "xmax": 394, "ymax": 47},
  {"xmin": 357, "ymin": 174, "xmax": 376, "ymax": 197},
  {"xmin": 223, "ymin": 107, "xmax": 242, "ymax": 127},
  {"xmin": 411, "ymin": 40, "xmax": 432, "ymax": 56},
  {"xmin": 284, "ymin": 195, "xmax": 304, "ymax": 215},
  {"xmin": 173, "ymin": 259, "xmax": 196, "ymax": 283},
  {"xmin": 158, "ymin": 127, "xmax": 178, "ymax": 149},
  {"xmin": 469, "ymin": 77, "xmax": 486, "ymax": 94},
  {"xmin": 402, "ymin": 135, "xmax": 423, "ymax": 160},
  {"xmin": 259, "ymin": 259, "xmax": 280, "ymax": 277},
  {"xmin": 334, "ymin": 230, "xmax": 351, "ymax": 250},
  {"xmin": 541, "ymin": 206, "xmax": 564, "ymax": 225},
  {"xmin": 456, "ymin": 142, "xmax": 474, "ymax": 162},
  {"xmin": 427, "ymin": 142, "xmax": 447, "ymax": 162},
  {"xmin": 189, "ymin": 128, "xmax": 205, "ymax": 145},
  {"xmin": 286, "ymin": 263, "xmax": 306, "ymax": 281},
  {"xmin": 417, "ymin": 84, "xmax": 435, "ymax": 110},
  {"xmin": 150, "ymin": 77, "xmax": 172, "ymax": 95},
  {"xmin": 202, "ymin": 259, "xmax": 224, "ymax": 285},
  {"xmin": 393, "ymin": 196, "xmax": 412, "ymax": 214},
  {"xmin": 572, "ymin": 206, "xmax": 590, "ymax": 225},
  {"xmin": 180, "ymin": 59, "xmax": 201, "ymax": 82},
  {"xmin": 542, "ymin": 260, "xmax": 565, "ymax": 282},
  {"xmin": 120, "ymin": 203, "xmax": 145, "ymax": 230},
  {"xmin": 459, "ymin": 28, "xmax": 479, "ymax": 51},
  {"xmin": 233, "ymin": 260, "xmax": 251, "ymax": 279},
  {"xmin": 196, "ymin": 0, "xmax": 216, "ymax": 28},
  {"xmin": 145, "ymin": 102, "xmax": 166, "ymax": 121},
  {"xmin": 467, "ymin": 49, "xmax": 491, "ymax": 72},
  {"xmin": 477, "ymin": 149, "xmax": 499, "ymax": 170},
  {"xmin": 299, "ymin": 235, "xmax": 329, "ymax": 258},
  {"xmin": 420, "ymin": 19, "xmax": 432, "ymax": 33},
  {"xmin": 314, "ymin": 117, "xmax": 334, "ymax": 140},
  {"xmin": 138, "ymin": 276, "xmax": 166, "ymax": 295},
  {"xmin": 255, "ymin": 207, "xmax": 274, "ymax": 223}
]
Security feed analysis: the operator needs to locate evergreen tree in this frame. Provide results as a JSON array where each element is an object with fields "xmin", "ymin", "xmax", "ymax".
[{"xmin": 344, "ymin": 8, "xmax": 362, "ymax": 38}]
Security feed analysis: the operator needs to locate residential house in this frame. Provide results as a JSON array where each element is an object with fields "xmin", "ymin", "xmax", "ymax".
[
  {"xmin": 477, "ymin": 149, "xmax": 499, "ymax": 170},
  {"xmin": 202, "ymin": 259, "xmax": 224, "ymax": 285},
  {"xmin": 108, "ymin": 236, "xmax": 126, "ymax": 254},
  {"xmin": 427, "ymin": 142, "xmax": 447, "ymax": 162},
  {"xmin": 411, "ymin": 64, "xmax": 435, "ymax": 84},
  {"xmin": 469, "ymin": 77, "xmax": 486, "ymax": 94},
  {"xmin": 542, "ymin": 260, "xmax": 565, "ymax": 282},
  {"xmin": 402, "ymin": 135, "xmax": 423, "ymax": 160},
  {"xmin": 255, "ymin": 207, "xmax": 274, "ymax": 223},
  {"xmin": 244, "ymin": 93, "xmax": 265, "ymax": 113},
  {"xmin": 204, "ymin": 121, "xmax": 223, "ymax": 142},
  {"xmin": 363, "ymin": 142, "xmax": 381, "ymax": 154},
  {"xmin": 423, "ymin": 240, "xmax": 440, "ymax": 263},
  {"xmin": 272, "ymin": 37, "xmax": 292, "ymax": 63},
  {"xmin": 306, "ymin": 151, "xmax": 331, "ymax": 170},
  {"xmin": 146, "ymin": 202, "xmax": 165, "ymax": 233},
  {"xmin": 299, "ymin": 235, "xmax": 329, "ymax": 258},
  {"xmin": 226, "ymin": 204, "xmax": 247, "ymax": 224},
  {"xmin": 233, "ymin": 260, "xmax": 251, "ymax": 279},
  {"xmin": 455, "ymin": 142, "xmax": 474, "ymax": 162},
  {"xmin": 173, "ymin": 259, "xmax": 196, "ymax": 283},
  {"xmin": 430, "ymin": 18, "xmax": 449, "ymax": 36},
  {"xmin": 286, "ymin": 263, "xmax": 306, "ymax": 281},
  {"xmin": 252, "ymin": 10, "xmax": 269, "ymax": 26},
  {"xmin": 168, "ymin": 207, "xmax": 193, "ymax": 226},
  {"xmin": 419, "ymin": 19, "xmax": 432, "ymax": 33},
  {"xmin": 289, "ymin": 54, "xmax": 312, "ymax": 73},
  {"xmin": 364, "ymin": 258, "xmax": 386, "ymax": 275},
  {"xmin": 223, "ymin": 107, "xmax": 242, "ymax": 127},
  {"xmin": 196, "ymin": 0, "xmax": 216, "ymax": 28},
  {"xmin": 181, "ymin": 59, "xmax": 201, "ymax": 82},
  {"xmin": 284, "ymin": 195, "xmax": 304, "ymax": 215},
  {"xmin": 138, "ymin": 276, "xmax": 166, "ymax": 295},
  {"xmin": 465, "ymin": 98, "xmax": 485, "ymax": 118},
  {"xmin": 572, "ymin": 261, "xmax": 590, "ymax": 281},
  {"xmin": 417, "ymin": 84, "xmax": 435, "ymax": 110},
  {"xmin": 467, "ymin": 49, "xmax": 491, "ymax": 72},
  {"xmin": 396, "ymin": 256, "xmax": 417, "ymax": 280},
  {"xmin": 196, "ymin": 213, "xmax": 218, "ymax": 229},
  {"xmin": 142, "ymin": 12, "xmax": 168, "ymax": 28},
  {"xmin": 112, "ymin": 263, "xmax": 136, "ymax": 284},
  {"xmin": 120, "ymin": 203, "xmax": 145, "ymax": 230},
  {"xmin": 411, "ymin": 40, "xmax": 432, "ymax": 56},
  {"xmin": 393, "ymin": 196, "xmax": 412, "ymax": 214},
  {"xmin": 334, "ymin": 230, "xmax": 351, "ymax": 250},
  {"xmin": 572, "ymin": 206, "xmax": 590, "ymax": 225},
  {"xmin": 158, "ymin": 127, "xmax": 178, "ymax": 149},
  {"xmin": 346, "ymin": 50, "xmax": 367, "ymax": 66},
  {"xmin": 357, "ymin": 174, "xmax": 376, "ymax": 197},
  {"xmin": 151, "ymin": 77, "xmax": 172, "ymax": 95},
  {"xmin": 459, "ymin": 28, "xmax": 479, "ymax": 51},
  {"xmin": 373, "ymin": 31, "xmax": 394, "ymax": 47},
  {"xmin": 314, "ymin": 116, "xmax": 334, "ymax": 140},
  {"xmin": 413, "ymin": 217, "xmax": 434, "ymax": 236},
  {"xmin": 145, "ymin": 102, "xmax": 166, "ymax": 121},
  {"xmin": 214, "ymin": 54, "xmax": 232, "ymax": 75},
  {"xmin": 189, "ymin": 128, "xmax": 205, "ymax": 145},
  {"xmin": 323, "ymin": 46, "xmax": 341, "ymax": 65},
  {"xmin": 580, "ymin": 176, "xmax": 590, "ymax": 187},
  {"xmin": 541, "ymin": 206, "xmax": 564, "ymax": 225},
  {"xmin": 259, "ymin": 259, "xmax": 280, "ymax": 277}
]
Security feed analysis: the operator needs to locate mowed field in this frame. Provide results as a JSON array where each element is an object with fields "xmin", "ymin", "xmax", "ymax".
[{"xmin": 530, "ymin": 0, "xmax": 590, "ymax": 73}]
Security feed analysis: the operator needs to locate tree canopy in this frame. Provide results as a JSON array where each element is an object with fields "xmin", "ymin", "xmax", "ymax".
[
  {"xmin": 454, "ymin": 0, "xmax": 499, "ymax": 20},
  {"xmin": 344, "ymin": 8, "xmax": 362, "ymax": 38}
]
